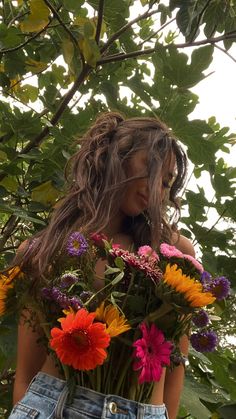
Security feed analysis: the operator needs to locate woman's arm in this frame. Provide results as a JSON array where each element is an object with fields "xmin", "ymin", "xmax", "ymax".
[
  {"xmin": 163, "ymin": 335, "xmax": 189, "ymax": 419},
  {"xmin": 13, "ymin": 310, "xmax": 47, "ymax": 405},
  {"xmin": 163, "ymin": 234, "xmax": 195, "ymax": 419}
]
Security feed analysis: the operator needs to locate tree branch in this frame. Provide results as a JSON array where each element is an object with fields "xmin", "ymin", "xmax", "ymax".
[
  {"xmin": 95, "ymin": 0, "xmax": 105, "ymax": 44},
  {"xmin": 20, "ymin": 64, "xmax": 92, "ymax": 154},
  {"xmin": 0, "ymin": 21, "xmax": 51, "ymax": 54},
  {"xmin": 100, "ymin": 7, "xmax": 159, "ymax": 54},
  {"xmin": 214, "ymin": 43, "xmax": 236, "ymax": 64},
  {"xmin": 138, "ymin": 17, "xmax": 176, "ymax": 47},
  {"xmin": 43, "ymin": 0, "xmax": 78, "ymax": 46},
  {"xmin": 98, "ymin": 32, "xmax": 236, "ymax": 65},
  {"xmin": 189, "ymin": 0, "xmax": 212, "ymax": 43},
  {"xmin": 0, "ymin": 215, "xmax": 19, "ymax": 251},
  {"xmin": 1, "ymin": 89, "xmax": 46, "ymax": 116}
]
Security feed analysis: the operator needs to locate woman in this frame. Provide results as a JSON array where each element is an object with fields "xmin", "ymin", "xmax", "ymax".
[{"xmin": 10, "ymin": 112, "xmax": 195, "ymax": 419}]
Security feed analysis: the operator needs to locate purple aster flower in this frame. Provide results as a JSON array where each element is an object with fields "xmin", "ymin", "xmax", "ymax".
[
  {"xmin": 80, "ymin": 291, "xmax": 93, "ymax": 302},
  {"xmin": 192, "ymin": 309, "xmax": 209, "ymax": 328},
  {"xmin": 69, "ymin": 296, "xmax": 83, "ymax": 310},
  {"xmin": 171, "ymin": 352, "xmax": 189, "ymax": 367},
  {"xmin": 200, "ymin": 271, "xmax": 211, "ymax": 284},
  {"xmin": 207, "ymin": 276, "xmax": 231, "ymax": 301},
  {"xmin": 51, "ymin": 287, "xmax": 62, "ymax": 301},
  {"xmin": 41, "ymin": 287, "xmax": 53, "ymax": 299},
  {"xmin": 67, "ymin": 232, "xmax": 88, "ymax": 257},
  {"xmin": 60, "ymin": 273, "xmax": 78, "ymax": 288},
  {"xmin": 190, "ymin": 330, "xmax": 218, "ymax": 352},
  {"xmin": 41, "ymin": 286, "xmax": 82, "ymax": 310}
]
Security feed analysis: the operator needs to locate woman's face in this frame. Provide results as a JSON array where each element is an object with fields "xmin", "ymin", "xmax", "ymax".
[{"xmin": 120, "ymin": 149, "xmax": 175, "ymax": 217}]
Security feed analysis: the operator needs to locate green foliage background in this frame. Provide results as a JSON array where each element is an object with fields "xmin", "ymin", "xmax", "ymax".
[{"xmin": 0, "ymin": 1, "xmax": 235, "ymax": 418}]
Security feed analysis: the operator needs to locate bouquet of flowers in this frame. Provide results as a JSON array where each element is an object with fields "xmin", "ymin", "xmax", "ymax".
[{"xmin": 0, "ymin": 232, "xmax": 231, "ymax": 402}]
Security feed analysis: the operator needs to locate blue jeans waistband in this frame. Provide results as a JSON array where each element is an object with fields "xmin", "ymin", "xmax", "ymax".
[{"xmin": 28, "ymin": 372, "xmax": 168, "ymax": 418}]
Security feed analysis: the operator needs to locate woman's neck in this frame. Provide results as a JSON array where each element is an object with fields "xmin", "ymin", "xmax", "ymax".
[{"xmin": 103, "ymin": 211, "xmax": 125, "ymax": 239}]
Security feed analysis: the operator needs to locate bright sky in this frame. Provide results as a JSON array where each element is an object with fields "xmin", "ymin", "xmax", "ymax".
[{"xmin": 190, "ymin": 45, "xmax": 236, "ymax": 167}]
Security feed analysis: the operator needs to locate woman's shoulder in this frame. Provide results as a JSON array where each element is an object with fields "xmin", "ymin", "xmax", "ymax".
[
  {"xmin": 171, "ymin": 232, "xmax": 195, "ymax": 257},
  {"xmin": 17, "ymin": 240, "xmax": 29, "ymax": 253}
]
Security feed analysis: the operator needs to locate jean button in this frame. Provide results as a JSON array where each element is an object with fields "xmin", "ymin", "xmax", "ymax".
[{"xmin": 109, "ymin": 401, "xmax": 118, "ymax": 414}]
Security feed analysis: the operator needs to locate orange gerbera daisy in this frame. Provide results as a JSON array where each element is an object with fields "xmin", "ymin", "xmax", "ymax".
[
  {"xmin": 50, "ymin": 308, "xmax": 110, "ymax": 371},
  {"xmin": 163, "ymin": 264, "xmax": 215, "ymax": 308},
  {"xmin": 0, "ymin": 266, "xmax": 22, "ymax": 316},
  {"xmin": 95, "ymin": 302, "xmax": 131, "ymax": 337}
]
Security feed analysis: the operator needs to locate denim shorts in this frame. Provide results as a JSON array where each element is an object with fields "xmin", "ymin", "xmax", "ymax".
[{"xmin": 9, "ymin": 372, "xmax": 169, "ymax": 419}]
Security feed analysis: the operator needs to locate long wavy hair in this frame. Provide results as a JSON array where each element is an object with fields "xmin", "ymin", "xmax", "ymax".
[{"xmin": 15, "ymin": 111, "xmax": 187, "ymax": 279}]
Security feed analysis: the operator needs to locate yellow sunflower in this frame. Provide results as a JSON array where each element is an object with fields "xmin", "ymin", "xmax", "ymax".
[
  {"xmin": 163, "ymin": 264, "xmax": 215, "ymax": 308},
  {"xmin": 96, "ymin": 302, "xmax": 131, "ymax": 337},
  {"xmin": 0, "ymin": 266, "xmax": 22, "ymax": 316}
]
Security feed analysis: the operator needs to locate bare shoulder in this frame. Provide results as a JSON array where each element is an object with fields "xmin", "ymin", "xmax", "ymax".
[
  {"xmin": 171, "ymin": 232, "xmax": 195, "ymax": 257},
  {"xmin": 17, "ymin": 239, "xmax": 30, "ymax": 254}
]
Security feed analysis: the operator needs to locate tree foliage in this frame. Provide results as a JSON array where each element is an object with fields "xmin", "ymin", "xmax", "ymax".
[{"xmin": 0, "ymin": 1, "xmax": 235, "ymax": 417}]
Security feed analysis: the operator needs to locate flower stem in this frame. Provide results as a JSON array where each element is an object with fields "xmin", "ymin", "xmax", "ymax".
[
  {"xmin": 115, "ymin": 356, "xmax": 132, "ymax": 395},
  {"xmin": 146, "ymin": 302, "xmax": 173, "ymax": 323}
]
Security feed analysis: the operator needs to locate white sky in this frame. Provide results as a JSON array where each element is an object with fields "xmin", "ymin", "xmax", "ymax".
[
  {"xmin": 191, "ymin": 47, "xmax": 236, "ymax": 132},
  {"xmin": 190, "ymin": 45, "xmax": 236, "ymax": 167}
]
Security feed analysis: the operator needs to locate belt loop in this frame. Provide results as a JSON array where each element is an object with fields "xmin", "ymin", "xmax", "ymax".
[
  {"xmin": 54, "ymin": 384, "xmax": 69, "ymax": 419},
  {"xmin": 137, "ymin": 403, "xmax": 144, "ymax": 419},
  {"xmin": 25, "ymin": 372, "xmax": 38, "ymax": 393},
  {"xmin": 101, "ymin": 397, "xmax": 107, "ymax": 419}
]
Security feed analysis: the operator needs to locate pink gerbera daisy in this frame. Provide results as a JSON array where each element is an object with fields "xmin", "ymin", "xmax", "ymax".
[
  {"xmin": 137, "ymin": 245, "xmax": 159, "ymax": 262},
  {"xmin": 160, "ymin": 243, "xmax": 184, "ymax": 259},
  {"xmin": 133, "ymin": 322, "xmax": 172, "ymax": 384}
]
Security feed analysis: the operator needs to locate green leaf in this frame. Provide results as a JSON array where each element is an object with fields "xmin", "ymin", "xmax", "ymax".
[
  {"xmin": 190, "ymin": 45, "xmax": 214, "ymax": 74},
  {"xmin": 213, "ymin": 174, "xmax": 233, "ymax": 197},
  {"xmin": 181, "ymin": 375, "xmax": 217, "ymax": 419},
  {"xmin": 62, "ymin": 38, "xmax": 75, "ymax": 66},
  {"xmin": 218, "ymin": 404, "xmax": 236, "ymax": 419},
  {"xmin": 20, "ymin": 0, "xmax": 50, "ymax": 32},
  {"xmin": 79, "ymin": 37, "xmax": 101, "ymax": 67},
  {"xmin": 16, "ymin": 84, "xmax": 39, "ymax": 104},
  {"xmin": 0, "ymin": 150, "xmax": 8, "ymax": 162},
  {"xmin": 0, "ymin": 176, "xmax": 18, "ymax": 192},
  {"xmin": 63, "ymin": 0, "xmax": 83, "ymax": 12},
  {"xmin": 111, "ymin": 271, "xmax": 124, "ymax": 285},
  {"xmin": 31, "ymin": 180, "xmax": 61, "ymax": 206},
  {"xmin": 114, "ymin": 257, "xmax": 125, "ymax": 271},
  {"xmin": 104, "ymin": 267, "xmax": 121, "ymax": 275}
]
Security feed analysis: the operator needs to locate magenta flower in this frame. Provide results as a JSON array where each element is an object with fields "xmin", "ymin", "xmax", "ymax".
[
  {"xmin": 133, "ymin": 323, "xmax": 172, "ymax": 384},
  {"xmin": 183, "ymin": 254, "xmax": 204, "ymax": 273},
  {"xmin": 192, "ymin": 309, "xmax": 209, "ymax": 328},
  {"xmin": 90, "ymin": 232, "xmax": 108, "ymax": 247},
  {"xmin": 138, "ymin": 245, "xmax": 159, "ymax": 262},
  {"xmin": 67, "ymin": 232, "xmax": 88, "ymax": 257},
  {"xmin": 190, "ymin": 330, "xmax": 218, "ymax": 352},
  {"xmin": 112, "ymin": 243, "xmax": 121, "ymax": 249},
  {"xmin": 160, "ymin": 243, "xmax": 183, "ymax": 259},
  {"xmin": 207, "ymin": 276, "xmax": 231, "ymax": 300}
]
